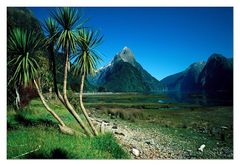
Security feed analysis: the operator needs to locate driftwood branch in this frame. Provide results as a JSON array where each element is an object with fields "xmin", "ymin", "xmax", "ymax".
[{"xmin": 12, "ymin": 145, "xmax": 41, "ymax": 159}]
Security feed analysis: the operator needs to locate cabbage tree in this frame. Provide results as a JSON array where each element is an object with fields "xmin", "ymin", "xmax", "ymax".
[
  {"xmin": 50, "ymin": 7, "xmax": 92, "ymax": 136},
  {"xmin": 7, "ymin": 28, "xmax": 67, "ymax": 129},
  {"xmin": 72, "ymin": 29, "xmax": 103, "ymax": 136}
]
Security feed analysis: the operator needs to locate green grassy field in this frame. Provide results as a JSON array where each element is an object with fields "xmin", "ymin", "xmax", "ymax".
[
  {"xmin": 7, "ymin": 99, "xmax": 129, "ymax": 159},
  {"xmin": 7, "ymin": 93, "xmax": 233, "ymax": 159}
]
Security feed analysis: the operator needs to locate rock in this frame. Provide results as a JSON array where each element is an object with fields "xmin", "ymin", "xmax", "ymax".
[
  {"xmin": 112, "ymin": 125, "xmax": 118, "ymax": 129},
  {"xmin": 114, "ymin": 131, "xmax": 125, "ymax": 136},
  {"xmin": 145, "ymin": 139, "xmax": 155, "ymax": 145},
  {"xmin": 132, "ymin": 148, "xmax": 140, "ymax": 157},
  {"xmin": 103, "ymin": 120, "xmax": 110, "ymax": 125},
  {"xmin": 198, "ymin": 144, "xmax": 206, "ymax": 152}
]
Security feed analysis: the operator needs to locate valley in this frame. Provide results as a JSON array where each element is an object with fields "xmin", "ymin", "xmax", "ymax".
[
  {"xmin": 7, "ymin": 7, "xmax": 233, "ymax": 160},
  {"xmin": 7, "ymin": 92, "xmax": 233, "ymax": 159}
]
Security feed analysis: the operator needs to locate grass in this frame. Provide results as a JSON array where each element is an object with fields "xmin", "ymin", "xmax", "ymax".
[
  {"xmin": 8, "ymin": 127, "xmax": 128, "ymax": 159},
  {"xmin": 7, "ymin": 93, "xmax": 233, "ymax": 159},
  {"xmin": 95, "ymin": 107, "xmax": 233, "ymax": 159},
  {"xmin": 84, "ymin": 93, "xmax": 233, "ymax": 159},
  {"xmin": 96, "ymin": 104, "xmax": 233, "ymax": 144},
  {"xmin": 7, "ymin": 99, "xmax": 130, "ymax": 159}
]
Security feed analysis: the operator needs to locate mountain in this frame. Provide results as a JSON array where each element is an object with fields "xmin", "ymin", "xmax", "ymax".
[
  {"xmin": 89, "ymin": 47, "xmax": 163, "ymax": 92},
  {"xmin": 7, "ymin": 7, "xmax": 42, "ymax": 34},
  {"xmin": 160, "ymin": 61, "xmax": 206, "ymax": 92},
  {"xmin": 160, "ymin": 54, "xmax": 233, "ymax": 93},
  {"xmin": 198, "ymin": 54, "xmax": 233, "ymax": 92}
]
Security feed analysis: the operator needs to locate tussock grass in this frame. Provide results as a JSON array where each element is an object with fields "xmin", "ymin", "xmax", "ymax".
[
  {"xmin": 105, "ymin": 109, "xmax": 146, "ymax": 122},
  {"xmin": 88, "ymin": 93, "xmax": 233, "ymax": 159}
]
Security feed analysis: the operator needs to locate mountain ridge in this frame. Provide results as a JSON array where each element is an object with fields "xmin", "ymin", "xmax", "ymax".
[
  {"xmin": 88, "ymin": 47, "xmax": 163, "ymax": 92},
  {"xmin": 160, "ymin": 53, "xmax": 233, "ymax": 93},
  {"xmin": 89, "ymin": 48, "xmax": 233, "ymax": 93}
]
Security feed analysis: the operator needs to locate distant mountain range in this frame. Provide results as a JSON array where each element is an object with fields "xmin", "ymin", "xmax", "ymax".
[
  {"xmin": 160, "ymin": 54, "xmax": 233, "ymax": 93},
  {"xmin": 88, "ymin": 47, "xmax": 233, "ymax": 93},
  {"xmin": 160, "ymin": 61, "xmax": 206, "ymax": 92}
]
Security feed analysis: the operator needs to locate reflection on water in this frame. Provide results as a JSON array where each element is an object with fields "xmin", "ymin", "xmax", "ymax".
[
  {"xmin": 84, "ymin": 91, "xmax": 233, "ymax": 107},
  {"xmin": 158, "ymin": 100, "xmax": 164, "ymax": 103},
  {"xmin": 164, "ymin": 91, "xmax": 233, "ymax": 106}
]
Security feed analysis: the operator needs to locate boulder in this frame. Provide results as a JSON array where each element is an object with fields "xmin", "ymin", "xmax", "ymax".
[{"xmin": 132, "ymin": 148, "xmax": 140, "ymax": 157}]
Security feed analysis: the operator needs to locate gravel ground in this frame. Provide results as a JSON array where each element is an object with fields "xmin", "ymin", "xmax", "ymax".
[
  {"xmin": 92, "ymin": 115, "xmax": 233, "ymax": 159},
  {"xmin": 94, "ymin": 118, "xmax": 188, "ymax": 159}
]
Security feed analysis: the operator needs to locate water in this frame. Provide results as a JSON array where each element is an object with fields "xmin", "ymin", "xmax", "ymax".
[
  {"xmin": 164, "ymin": 91, "xmax": 233, "ymax": 106},
  {"xmin": 84, "ymin": 91, "xmax": 233, "ymax": 107}
]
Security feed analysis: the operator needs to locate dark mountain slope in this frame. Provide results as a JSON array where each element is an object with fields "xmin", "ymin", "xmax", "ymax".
[
  {"xmin": 198, "ymin": 54, "xmax": 233, "ymax": 92},
  {"xmin": 160, "ymin": 62, "xmax": 206, "ymax": 92}
]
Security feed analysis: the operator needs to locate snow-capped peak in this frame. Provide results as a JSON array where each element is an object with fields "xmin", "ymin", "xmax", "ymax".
[
  {"xmin": 123, "ymin": 46, "xmax": 129, "ymax": 50},
  {"xmin": 95, "ymin": 46, "xmax": 136, "ymax": 74},
  {"xmin": 112, "ymin": 46, "xmax": 136, "ymax": 66}
]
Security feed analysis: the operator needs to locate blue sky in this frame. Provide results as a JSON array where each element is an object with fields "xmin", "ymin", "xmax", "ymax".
[{"xmin": 29, "ymin": 7, "xmax": 233, "ymax": 80}]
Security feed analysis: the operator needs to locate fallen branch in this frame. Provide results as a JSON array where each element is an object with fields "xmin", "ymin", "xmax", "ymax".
[{"xmin": 12, "ymin": 145, "xmax": 41, "ymax": 159}]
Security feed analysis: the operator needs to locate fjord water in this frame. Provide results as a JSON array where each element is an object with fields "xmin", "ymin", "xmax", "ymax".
[
  {"xmin": 165, "ymin": 91, "xmax": 233, "ymax": 106},
  {"xmin": 84, "ymin": 91, "xmax": 233, "ymax": 108}
]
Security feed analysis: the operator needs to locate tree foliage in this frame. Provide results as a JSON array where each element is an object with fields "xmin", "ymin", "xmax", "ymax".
[
  {"xmin": 72, "ymin": 29, "xmax": 103, "ymax": 77},
  {"xmin": 7, "ymin": 7, "xmax": 45, "ymax": 106},
  {"xmin": 8, "ymin": 28, "xmax": 42, "ymax": 87}
]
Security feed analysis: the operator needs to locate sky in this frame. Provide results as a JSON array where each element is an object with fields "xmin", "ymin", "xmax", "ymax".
[{"xmin": 29, "ymin": 7, "xmax": 233, "ymax": 80}]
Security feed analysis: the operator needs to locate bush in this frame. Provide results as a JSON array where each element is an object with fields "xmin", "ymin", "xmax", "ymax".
[{"xmin": 19, "ymin": 85, "xmax": 38, "ymax": 107}]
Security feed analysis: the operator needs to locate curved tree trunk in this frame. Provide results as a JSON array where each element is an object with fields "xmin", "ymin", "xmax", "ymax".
[
  {"xmin": 33, "ymin": 79, "xmax": 65, "ymax": 127},
  {"xmin": 62, "ymin": 45, "xmax": 92, "ymax": 136},
  {"xmin": 79, "ymin": 70, "xmax": 98, "ymax": 136},
  {"xmin": 33, "ymin": 79, "xmax": 77, "ymax": 135},
  {"xmin": 48, "ymin": 42, "xmax": 92, "ymax": 136}
]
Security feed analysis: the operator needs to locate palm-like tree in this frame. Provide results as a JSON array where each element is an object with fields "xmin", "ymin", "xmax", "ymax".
[
  {"xmin": 50, "ymin": 7, "xmax": 92, "ymax": 136},
  {"xmin": 42, "ymin": 18, "xmax": 65, "ymax": 103},
  {"xmin": 72, "ymin": 29, "xmax": 103, "ymax": 136},
  {"xmin": 8, "ymin": 28, "xmax": 66, "ymax": 128}
]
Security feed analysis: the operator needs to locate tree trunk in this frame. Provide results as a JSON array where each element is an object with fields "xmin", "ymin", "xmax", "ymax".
[
  {"xmin": 33, "ymin": 79, "xmax": 66, "ymax": 127},
  {"xmin": 14, "ymin": 84, "xmax": 20, "ymax": 109},
  {"xmin": 62, "ymin": 44, "xmax": 92, "ymax": 136},
  {"xmin": 80, "ymin": 70, "xmax": 98, "ymax": 136},
  {"xmin": 49, "ymin": 44, "xmax": 65, "ymax": 104}
]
